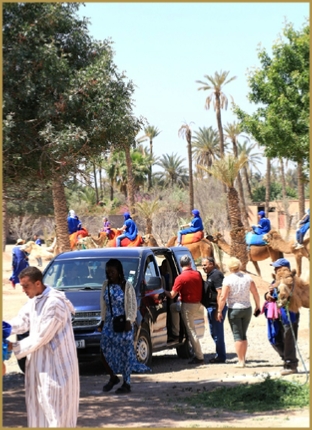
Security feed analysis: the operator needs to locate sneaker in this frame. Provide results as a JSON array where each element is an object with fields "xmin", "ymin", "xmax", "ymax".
[
  {"xmin": 280, "ymin": 367, "xmax": 297, "ymax": 376},
  {"xmin": 234, "ymin": 361, "xmax": 245, "ymax": 368},
  {"xmin": 188, "ymin": 357, "xmax": 204, "ymax": 365}
]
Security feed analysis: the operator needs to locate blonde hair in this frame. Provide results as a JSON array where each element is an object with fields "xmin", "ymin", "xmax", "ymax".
[{"xmin": 227, "ymin": 257, "xmax": 241, "ymax": 271}]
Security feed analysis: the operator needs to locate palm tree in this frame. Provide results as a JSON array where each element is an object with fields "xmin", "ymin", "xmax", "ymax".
[
  {"xmin": 224, "ymin": 122, "xmax": 249, "ymax": 226},
  {"xmin": 178, "ymin": 122, "xmax": 194, "ymax": 212},
  {"xmin": 237, "ymin": 140, "xmax": 262, "ymax": 200},
  {"xmin": 199, "ymin": 153, "xmax": 249, "ymax": 270},
  {"xmin": 154, "ymin": 153, "xmax": 188, "ymax": 188},
  {"xmin": 196, "ymin": 70, "xmax": 236, "ymax": 157},
  {"xmin": 137, "ymin": 125, "xmax": 161, "ymax": 190},
  {"xmin": 134, "ymin": 198, "xmax": 161, "ymax": 234},
  {"xmin": 192, "ymin": 126, "xmax": 220, "ymax": 177}
]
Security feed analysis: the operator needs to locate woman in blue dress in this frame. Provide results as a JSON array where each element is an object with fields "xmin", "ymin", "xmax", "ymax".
[{"xmin": 99, "ymin": 258, "xmax": 150, "ymax": 394}]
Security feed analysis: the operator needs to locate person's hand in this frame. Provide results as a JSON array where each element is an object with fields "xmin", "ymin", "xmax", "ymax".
[
  {"xmin": 8, "ymin": 342, "xmax": 13, "ymax": 351},
  {"xmin": 125, "ymin": 320, "xmax": 132, "ymax": 332},
  {"xmin": 216, "ymin": 311, "xmax": 223, "ymax": 322}
]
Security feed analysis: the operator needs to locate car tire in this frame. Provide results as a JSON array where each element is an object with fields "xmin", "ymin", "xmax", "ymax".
[
  {"xmin": 176, "ymin": 336, "xmax": 194, "ymax": 359},
  {"xmin": 17, "ymin": 357, "xmax": 26, "ymax": 373},
  {"xmin": 135, "ymin": 328, "xmax": 152, "ymax": 366}
]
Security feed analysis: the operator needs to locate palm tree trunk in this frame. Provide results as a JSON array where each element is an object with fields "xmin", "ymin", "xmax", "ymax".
[
  {"xmin": 215, "ymin": 96, "xmax": 225, "ymax": 156},
  {"xmin": 279, "ymin": 157, "xmax": 291, "ymax": 235},
  {"xmin": 148, "ymin": 138, "xmax": 153, "ymax": 190},
  {"xmin": 236, "ymin": 172, "xmax": 249, "ymax": 227},
  {"xmin": 93, "ymin": 162, "xmax": 99, "ymax": 204},
  {"xmin": 227, "ymin": 186, "xmax": 248, "ymax": 270},
  {"xmin": 2, "ymin": 188, "xmax": 7, "ymax": 251},
  {"xmin": 243, "ymin": 166, "xmax": 253, "ymax": 200},
  {"xmin": 124, "ymin": 144, "xmax": 136, "ymax": 216},
  {"xmin": 265, "ymin": 157, "xmax": 271, "ymax": 217},
  {"xmin": 52, "ymin": 177, "xmax": 71, "ymax": 253},
  {"xmin": 297, "ymin": 161, "xmax": 305, "ymax": 218},
  {"xmin": 110, "ymin": 180, "xmax": 114, "ymax": 201},
  {"xmin": 187, "ymin": 135, "xmax": 194, "ymax": 212}
]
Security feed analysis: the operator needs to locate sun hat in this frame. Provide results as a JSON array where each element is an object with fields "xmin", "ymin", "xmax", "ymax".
[
  {"xmin": 16, "ymin": 238, "xmax": 25, "ymax": 245},
  {"xmin": 270, "ymin": 258, "xmax": 291, "ymax": 269}
]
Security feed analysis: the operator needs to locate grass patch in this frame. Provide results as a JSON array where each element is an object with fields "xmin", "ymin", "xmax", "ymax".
[{"xmin": 185, "ymin": 377, "xmax": 309, "ymax": 413}]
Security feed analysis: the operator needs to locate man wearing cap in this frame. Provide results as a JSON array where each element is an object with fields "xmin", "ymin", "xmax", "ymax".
[
  {"xmin": 252, "ymin": 211, "xmax": 271, "ymax": 235},
  {"xmin": 264, "ymin": 258, "xmax": 299, "ymax": 375},
  {"xmin": 116, "ymin": 212, "xmax": 138, "ymax": 247},
  {"xmin": 177, "ymin": 209, "xmax": 204, "ymax": 246},
  {"xmin": 9, "ymin": 239, "xmax": 29, "ymax": 288}
]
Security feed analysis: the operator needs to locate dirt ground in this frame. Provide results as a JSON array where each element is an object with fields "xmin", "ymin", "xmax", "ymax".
[{"xmin": 2, "ymin": 244, "xmax": 310, "ymax": 428}]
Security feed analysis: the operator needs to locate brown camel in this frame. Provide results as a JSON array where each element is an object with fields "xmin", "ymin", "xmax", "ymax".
[
  {"xmin": 22, "ymin": 241, "xmax": 54, "ymax": 261},
  {"xmin": 206, "ymin": 232, "xmax": 282, "ymax": 277},
  {"xmin": 263, "ymin": 230, "xmax": 309, "ymax": 277},
  {"xmin": 166, "ymin": 236, "xmax": 214, "ymax": 261},
  {"xmin": 142, "ymin": 234, "xmax": 160, "ymax": 247},
  {"xmin": 273, "ymin": 267, "xmax": 309, "ymax": 312}
]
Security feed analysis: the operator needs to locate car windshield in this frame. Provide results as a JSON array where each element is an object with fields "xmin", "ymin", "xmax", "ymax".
[{"xmin": 43, "ymin": 257, "xmax": 140, "ymax": 290}]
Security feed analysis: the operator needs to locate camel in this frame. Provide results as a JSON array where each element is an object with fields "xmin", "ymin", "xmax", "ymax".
[
  {"xmin": 142, "ymin": 234, "xmax": 160, "ymax": 247},
  {"xmin": 273, "ymin": 267, "xmax": 309, "ymax": 312},
  {"xmin": 206, "ymin": 232, "xmax": 283, "ymax": 277},
  {"xmin": 166, "ymin": 236, "xmax": 214, "ymax": 261},
  {"xmin": 22, "ymin": 241, "xmax": 54, "ymax": 261},
  {"xmin": 263, "ymin": 230, "xmax": 309, "ymax": 277}
]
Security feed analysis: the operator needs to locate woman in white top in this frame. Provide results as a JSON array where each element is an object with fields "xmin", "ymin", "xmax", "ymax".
[{"xmin": 217, "ymin": 257, "xmax": 260, "ymax": 368}]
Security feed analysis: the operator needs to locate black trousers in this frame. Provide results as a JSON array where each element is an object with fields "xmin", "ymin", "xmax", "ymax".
[{"xmin": 271, "ymin": 314, "xmax": 299, "ymax": 368}]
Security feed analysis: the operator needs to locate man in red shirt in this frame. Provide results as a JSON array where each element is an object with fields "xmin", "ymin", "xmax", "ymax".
[{"xmin": 164, "ymin": 255, "xmax": 204, "ymax": 364}]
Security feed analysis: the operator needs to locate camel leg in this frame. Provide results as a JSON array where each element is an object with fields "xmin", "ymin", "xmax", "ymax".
[
  {"xmin": 295, "ymin": 255, "xmax": 302, "ymax": 277},
  {"xmin": 252, "ymin": 261, "xmax": 261, "ymax": 277}
]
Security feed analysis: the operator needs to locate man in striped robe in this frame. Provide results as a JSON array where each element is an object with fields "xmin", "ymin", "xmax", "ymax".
[{"xmin": 8, "ymin": 266, "xmax": 79, "ymax": 427}]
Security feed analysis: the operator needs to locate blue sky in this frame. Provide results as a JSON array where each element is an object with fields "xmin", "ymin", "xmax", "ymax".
[{"xmin": 77, "ymin": 2, "xmax": 309, "ymax": 174}]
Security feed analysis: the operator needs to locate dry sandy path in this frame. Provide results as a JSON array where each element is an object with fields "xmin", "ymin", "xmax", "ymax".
[{"xmin": 2, "ymin": 245, "xmax": 310, "ymax": 427}]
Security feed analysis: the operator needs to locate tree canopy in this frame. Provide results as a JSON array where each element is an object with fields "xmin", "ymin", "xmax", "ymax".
[{"xmin": 234, "ymin": 21, "xmax": 309, "ymax": 165}]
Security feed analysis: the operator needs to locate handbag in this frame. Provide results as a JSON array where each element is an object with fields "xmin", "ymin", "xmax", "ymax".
[{"xmin": 108, "ymin": 285, "xmax": 126, "ymax": 333}]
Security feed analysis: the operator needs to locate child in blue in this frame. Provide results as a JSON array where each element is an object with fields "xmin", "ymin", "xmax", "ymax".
[
  {"xmin": 252, "ymin": 211, "xmax": 271, "ymax": 235},
  {"xmin": 177, "ymin": 209, "xmax": 204, "ymax": 246},
  {"xmin": 116, "ymin": 212, "xmax": 138, "ymax": 247}
]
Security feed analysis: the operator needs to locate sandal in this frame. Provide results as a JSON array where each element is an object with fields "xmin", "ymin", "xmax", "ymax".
[
  {"xmin": 103, "ymin": 375, "xmax": 120, "ymax": 392},
  {"xmin": 115, "ymin": 382, "xmax": 131, "ymax": 394}
]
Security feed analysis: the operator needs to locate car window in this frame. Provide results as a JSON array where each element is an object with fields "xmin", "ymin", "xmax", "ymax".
[
  {"xmin": 43, "ymin": 257, "xmax": 140, "ymax": 289},
  {"xmin": 144, "ymin": 257, "xmax": 157, "ymax": 283}
]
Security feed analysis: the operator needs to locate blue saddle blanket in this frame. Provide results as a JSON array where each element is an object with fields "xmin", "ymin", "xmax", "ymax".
[{"xmin": 246, "ymin": 231, "xmax": 267, "ymax": 246}]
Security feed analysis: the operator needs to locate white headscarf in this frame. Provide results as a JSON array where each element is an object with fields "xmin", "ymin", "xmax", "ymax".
[{"xmin": 69, "ymin": 210, "xmax": 76, "ymax": 218}]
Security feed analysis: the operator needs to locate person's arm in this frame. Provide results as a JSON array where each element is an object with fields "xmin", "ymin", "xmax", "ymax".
[
  {"xmin": 164, "ymin": 289, "xmax": 178, "ymax": 299},
  {"xmin": 117, "ymin": 224, "xmax": 127, "ymax": 232},
  {"xmin": 216, "ymin": 285, "xmax": 229, "ymax": 322},
  {"xmin": 250, "ymin": 280, "xmax": 260, "ymax": 311}
]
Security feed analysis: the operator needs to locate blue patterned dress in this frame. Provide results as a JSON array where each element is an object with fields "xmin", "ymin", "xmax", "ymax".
[{"xmin": 100, "ymin": 283, "xmax": 150, "ymax": 384}]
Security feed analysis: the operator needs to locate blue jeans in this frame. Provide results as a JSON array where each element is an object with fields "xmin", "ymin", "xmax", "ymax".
[
  {"xmin": 116, "ymin": 233, "xmax": 127, "ymax": 247},
  {"xmin": 207, "ymin": 306, "xmax": 227, "ymax": 361}
]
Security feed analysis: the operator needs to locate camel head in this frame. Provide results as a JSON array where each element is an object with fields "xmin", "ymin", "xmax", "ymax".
[
  {"xmin": 142, "ymin": 234, "xmax": 159, "ymax": 247},
  {"xmin": 273, "ymin": 268, "xmax": 305, "ymax": 313},
  {"xmin": 206, "ymin": 232, "xmax": 223, "ymax": 243},
  {"xmin": 275, "ymin": 276, "xmax": 294, "ymax": 309}
]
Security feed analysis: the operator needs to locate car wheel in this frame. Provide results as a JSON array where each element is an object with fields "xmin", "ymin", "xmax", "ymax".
[
  {"xmin": 176, "ymin": 336, "xmax": 194, "ymax": 359},
  {"xmin": 17, "ymin": 357, "xmax": 26, "ymax": 373},
  {"xmin": 135, "ymin": 328, "xmax": 152, "ymax": 366}
]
